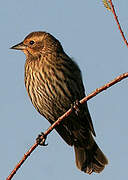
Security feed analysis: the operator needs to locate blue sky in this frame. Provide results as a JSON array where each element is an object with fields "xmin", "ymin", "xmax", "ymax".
[{"xmin": 1, "ymin": 0, "xmax": 128, "ymax": 179}]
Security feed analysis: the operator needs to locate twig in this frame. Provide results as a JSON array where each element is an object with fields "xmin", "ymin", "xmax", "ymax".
[
  {"xmin": 6, "ymin": 72, "xmax": 128, "ymax": 180},
  {"xmin": 108, "ymin": 0, "xmax": 128, "ymax": 47},
  {"xmin": 102, "ymin": 0, "xmax": 112, "ymax": 11}
]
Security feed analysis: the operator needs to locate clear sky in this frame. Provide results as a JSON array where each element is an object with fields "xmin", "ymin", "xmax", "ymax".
[{"xmin": 1, "ymin": 0, "xmax": 128, "ymax": 180}]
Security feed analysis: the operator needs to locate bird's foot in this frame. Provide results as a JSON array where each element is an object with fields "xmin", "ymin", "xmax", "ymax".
[
  {"xmin": 36, "ymin": 132, "xmax": 48, "ymax": 146},
  {"xmin": 71, "ymin": 100, "xmax": 82, "ymax": 116}
]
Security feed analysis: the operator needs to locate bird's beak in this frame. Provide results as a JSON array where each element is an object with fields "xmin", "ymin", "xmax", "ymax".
[{"xmin": 10, "ymin": 42, "xmax": 26, "ymax": 50}]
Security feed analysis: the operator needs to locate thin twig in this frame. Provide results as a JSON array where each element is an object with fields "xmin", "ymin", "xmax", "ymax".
[
  {"xmin": 108, "ymin": 0, "xmax": 128, "ymax": 47},
  {"xmin": 102, "ymin": 0, "xmax": 112, "ymax": 11},
  {"xmin": 6, "ymin": 72, "xmax": 128, "ymax": 180}
]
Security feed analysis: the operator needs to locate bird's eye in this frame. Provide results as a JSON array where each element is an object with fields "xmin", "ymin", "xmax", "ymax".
[{"xmin": 29, "ymin": 40, "xmax": 35, "ymax": 45}]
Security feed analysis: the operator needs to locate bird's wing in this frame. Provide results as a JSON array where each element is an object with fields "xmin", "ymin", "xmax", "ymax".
[
  {"xmin": 48, "ymin": 118, "xmax": 74, "ymax": 146},
  {"xmin": 82, "ymin": 103, "xmax": 96, "ymax": 136},
  {"xmin": 70, "ymin": 58, "xmax": 96, "ymax": 137},
  {"xmin": 55, "ymin": 124, "xmax": 74, "ymax": 146}
]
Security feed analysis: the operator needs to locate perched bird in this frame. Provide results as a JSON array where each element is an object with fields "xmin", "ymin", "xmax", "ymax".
[{"xmin": 11, "ymin": 31, "xmax": 108, "ymax": 174}]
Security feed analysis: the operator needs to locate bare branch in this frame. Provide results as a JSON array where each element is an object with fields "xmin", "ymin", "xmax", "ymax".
[
  {"xmin": 6, "ymin": 72, "xmax": 128, "ymax": 180},
  {"xmin": 108, "ymin": 0, "xmax": 128, "ymax": 47},
  {"xmin": 102, "ymin": 0, "xmax": 112, "ymax": 11}
]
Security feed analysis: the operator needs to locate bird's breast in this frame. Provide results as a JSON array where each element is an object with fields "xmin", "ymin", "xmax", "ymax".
[{"xmin": 24, "ymin": 59, "xmax": 74, "ymax": 120}]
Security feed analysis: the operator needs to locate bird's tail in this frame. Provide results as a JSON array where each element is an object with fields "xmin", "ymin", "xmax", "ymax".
[{"xmin": 74, "ymin": 134, "xmax": 108, "ymax": 174}]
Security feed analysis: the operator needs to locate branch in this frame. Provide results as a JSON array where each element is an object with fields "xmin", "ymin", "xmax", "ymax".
[
  {"xmin": 104, "ymin": 0, "xmax": 128, "ymax": 47},
  {"xmin": 6, "ymin": 72, "xmax": 128, "ymax": 180}
]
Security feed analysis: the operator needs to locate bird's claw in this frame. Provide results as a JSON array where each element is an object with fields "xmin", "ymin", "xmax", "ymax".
[
  {"xmin": 71, "ymin": 100, "xmax": 82, "ymax": 116},
  {"xmin": 36, "ymin": 132, "xmax": 48, "ymax": 146}
]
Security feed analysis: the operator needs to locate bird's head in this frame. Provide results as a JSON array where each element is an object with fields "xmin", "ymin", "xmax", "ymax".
[{"xmin": 11, "ymin": 31, "xmax": 63, "ymax": 57}]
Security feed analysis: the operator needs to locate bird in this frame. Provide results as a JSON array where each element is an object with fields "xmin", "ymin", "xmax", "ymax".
[{"xmin": 11, "ymin": 31, "xmax": 108, "ymax": 174}]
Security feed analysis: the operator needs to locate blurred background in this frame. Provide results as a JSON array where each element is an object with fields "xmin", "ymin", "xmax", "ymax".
[{"xmin": 1, "ymin": 0, "xmax": 128, "ymax": 179}]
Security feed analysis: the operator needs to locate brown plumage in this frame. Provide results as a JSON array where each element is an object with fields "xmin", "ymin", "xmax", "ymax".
[{"xmin": 11, "ymin": 31, "xmax": 108, "ymax": 174}]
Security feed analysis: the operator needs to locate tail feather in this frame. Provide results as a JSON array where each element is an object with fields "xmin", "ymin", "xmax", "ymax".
[{"xmin": 74, "ymin": 135, "xmax": 108, "ymax": 174}]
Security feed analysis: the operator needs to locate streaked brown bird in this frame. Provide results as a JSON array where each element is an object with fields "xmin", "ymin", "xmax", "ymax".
[{"xmin": 11, "ymin": 31, "xmax": 108, "ymax": 174}]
